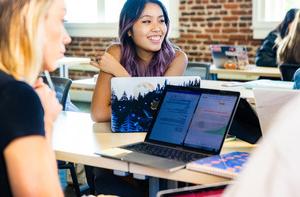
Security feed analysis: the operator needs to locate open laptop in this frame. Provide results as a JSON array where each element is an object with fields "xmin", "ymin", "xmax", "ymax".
[
  {"xmin": 253, "ymin": 88, "xmax": 300, "ymax": 136},
  {"xmin": 157, "ymin": 182, "xmax": 229, "ymax": 197},
  {"xmin": 98, "ymin": 85, "xmax": 240, "ymax": 172},
  {"xmin": 111, "ymin": 76, "xmax": 200, "ymax": 132},
  {"xmin": 211, "ymin": 45, "xmax": 249, "ymax": 69}
]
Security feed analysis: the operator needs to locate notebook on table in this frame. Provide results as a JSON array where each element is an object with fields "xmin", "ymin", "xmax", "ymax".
[
  {"xmin": 97, "ymin": 85, "xmax": 240, "ymax": 172},
  {"xmin": 186, "ymin": 151, "xmax": 249, "ymax": 178},
  {"xmin": 110, "ymin": 76, "xmax": 201, "ymax": 132},
  {"xmin": 157, "ymin": 182, "xmax": 229, "ymax": 197},
  {"xmin": 211, "ymin": 45, "xmax": 249, "ymax": 69},
  {"xmin": 253, "ymin": 88, "xmax": 300, "ymax": 136}
]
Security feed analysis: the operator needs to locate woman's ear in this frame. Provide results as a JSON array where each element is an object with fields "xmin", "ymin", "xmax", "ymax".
[{"xmin": 128, "ymin": 31, "xmax": 132, "ymax": 37}]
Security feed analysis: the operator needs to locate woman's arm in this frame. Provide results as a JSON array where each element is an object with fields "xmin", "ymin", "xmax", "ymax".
[
  {"xmin": 90, "ymin": 44, "xmax": 130, "ymax": 77},
  {"xmin": 91, "ymin": 71, "xmax": 113, "ymax": 122},
  {"xmin": 164, "ymin": 50, "xmax": 188, "ymax": 76},
  {"xmin": 91, "ymin": 44, "xmax": 130, "ymax": 122},
  {"xmin": 34, "ymin": 78, "xmax": 62, "ymax": 141},
  {"xmin": 4, "ymin": 136, "xmax": 63, "ymax": 197}
]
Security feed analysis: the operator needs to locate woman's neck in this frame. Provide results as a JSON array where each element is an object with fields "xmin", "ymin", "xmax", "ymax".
[{"xmin": 136, "ymin": 48, "xmax": 154, "ymax": 64}]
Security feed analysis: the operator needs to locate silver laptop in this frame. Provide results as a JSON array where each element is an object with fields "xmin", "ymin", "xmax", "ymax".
[
  {"xmin": 254, "ymin": 88, "xmax": 300, "ymax": 136},
  {"xmin": 211, "ymin": 45, "xmax": 249, "ymax": 69},
  {"xmin": 111, "ymin": 76, "xmax": 201, "ymax": 132},
  {"xmin": 98, "ymin": 85, "xmax": 240, "ymax": 172}
]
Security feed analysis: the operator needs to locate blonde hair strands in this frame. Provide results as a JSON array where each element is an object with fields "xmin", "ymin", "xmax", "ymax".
[{"xmin": 0, "ymin": 0, "xmax": 52, "ymax": 84}]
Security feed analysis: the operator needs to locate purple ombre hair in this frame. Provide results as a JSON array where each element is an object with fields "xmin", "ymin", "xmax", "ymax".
[{"xmin": 119, "ymin": 0, "xmax": 176, "ymax": 76}]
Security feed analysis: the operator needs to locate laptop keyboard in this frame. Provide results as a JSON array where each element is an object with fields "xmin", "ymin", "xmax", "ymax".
[{"xmin": 124, "ymin": 143, "xmax": 207, "ymax": 163}]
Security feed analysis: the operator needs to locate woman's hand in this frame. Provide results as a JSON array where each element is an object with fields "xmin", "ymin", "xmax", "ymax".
[
  {"xmin": 91, "ymin": 52, "xmax": 130, "ymax": 77},
  {"xmin": 34, "ymin": 78, "xmax": 62, "ymax": 139}
]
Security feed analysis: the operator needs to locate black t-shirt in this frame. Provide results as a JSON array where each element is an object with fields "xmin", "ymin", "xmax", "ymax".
[{"xmin": 0, "ymin": 71, "xmax": 45, "ymax": 196}]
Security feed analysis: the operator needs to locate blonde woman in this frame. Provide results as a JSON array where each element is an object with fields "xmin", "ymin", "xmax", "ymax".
[
  {"xmin": 277, "ymin": 10, "xmax": 300, "ymax": 64},
  {"xmin": 0, "ymin": 0, "xmax": 71, "ymax": 196},
  {"xmin": 255, "ymin": 9, "xmax": 298, "ymax": 67}
]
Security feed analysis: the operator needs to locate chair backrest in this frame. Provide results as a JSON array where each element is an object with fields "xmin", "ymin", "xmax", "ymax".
[
  {"xmin": 42, "ymin": 76, "xmax": 72, "ymax": 110},
  {"xmin": 279, "ymin": 63, "xmax": 300, "ymax": 81},
  {"xmin": 184, "ymin": 62, "xmax": 210, "ymax": 79}
]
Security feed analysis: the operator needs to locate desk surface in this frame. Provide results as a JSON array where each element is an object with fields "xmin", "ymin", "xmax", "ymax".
[
  {"xmin": 53, "ymin": 111, "xmax": 255, "ymax": 184},
  {"xmin": 55, "ymin": 57, "xmax": 90, "ymax": 66},
  {"xmin": 53, "ymin": 111, "xmax": 144, "ymax": 171},
  {"xmin": 70, "ymin": 78, "xmax": 255, "ymax": 103},
  {"xmin": 210, "ymin": 65, "xmax": 281, "ymax": 80}
]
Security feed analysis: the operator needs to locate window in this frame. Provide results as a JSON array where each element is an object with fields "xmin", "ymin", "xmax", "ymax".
[
  {"xmin": 252, "ymin": 0, "xmax": 300, "ymax": 39},
  {"xmin": 65, "ymin": 0, "xmax": 179, "ymax": 38}
]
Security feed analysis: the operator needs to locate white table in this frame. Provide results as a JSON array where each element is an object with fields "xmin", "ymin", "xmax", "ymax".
[
  {"xmin": 53, "ymin": 111, "xmax": 255, "ymax": 196},
  {"xmin": 53, "ymin": 111, "xmax": 144, "ymax": 171},
  {"xmin": 55, "ymin": 57, "xmax": 95, "ymax": 78},
  {"xmin": 210, "ymin": 65, "xmax": 281, "ymax": 80}
]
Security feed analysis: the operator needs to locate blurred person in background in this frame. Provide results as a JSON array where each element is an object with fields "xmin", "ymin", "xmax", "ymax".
[
  {"xmin": 276, "ymin": 10, "xmax": 300, "ymax": 89},
  {"xmin": 255, "ymin": 8, "xmax": 298, "ymax": 67}
]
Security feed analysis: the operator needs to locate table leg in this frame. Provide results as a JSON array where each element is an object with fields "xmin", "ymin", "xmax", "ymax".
[
  {"xmin": 149, "ymin": 177, "xmax": 160, "ymax": 197},
  {"xmin": 113, "ymin": 170, "xmax": 129, "ymax": 176},
  {"xmin": 59, "ymin": 64, "xmax": 69, "ymax": 78}
]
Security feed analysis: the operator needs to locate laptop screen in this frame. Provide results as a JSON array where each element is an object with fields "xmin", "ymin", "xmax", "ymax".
[
  {"xmin": 210, "ymin": 45, "xmax": 249, "ymax": 69},
  {"xmin": 147, "ymin": 86, "xmax": 239, "ymax": 154}
]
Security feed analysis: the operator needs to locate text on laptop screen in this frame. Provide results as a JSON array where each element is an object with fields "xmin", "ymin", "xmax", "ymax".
[{"xmin": 148, "ymin": 89, "xmax": 238, "ymax": 153}]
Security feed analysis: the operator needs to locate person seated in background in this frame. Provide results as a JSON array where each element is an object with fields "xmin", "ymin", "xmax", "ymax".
[
  {"xmin": 0, "ymin": 0, "xmax": 71, "ymax": 196},
  {"xmin": 255, "ymin": 8, "xmax": 298, "ymax": 67},
  {"xmin": 90, "ymin": 0, "xmax": 188, "ymax": 123},
  {"xmin": 293, "ymin": 69, "xmax": 300, "ymax": 89},
  {"xmin": 277, "ymin": 10, "xmax": 300, "ymax": 65},
  {"xmin": 87, "ymin": 0, "xmax": 187, "ymax": 196},
  {"xmin": 276, "ymin": 10, "xmax": 300, "ymax": 89}
]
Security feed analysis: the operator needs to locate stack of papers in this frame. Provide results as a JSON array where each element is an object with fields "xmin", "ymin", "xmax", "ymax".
[
  {"xmin": 242, "ymin": 80, "xmax": 293, "ymax": 89},
  {"xmin": 221, "ymin": 80, "xmax": 293, "ymax": 89}
]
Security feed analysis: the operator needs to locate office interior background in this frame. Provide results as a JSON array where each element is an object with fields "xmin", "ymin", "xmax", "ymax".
[{"xmin": 63, "ymin": 0, "xmax": 300, "ymax": 79}]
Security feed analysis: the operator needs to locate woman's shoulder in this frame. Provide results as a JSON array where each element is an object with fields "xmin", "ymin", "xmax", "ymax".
[
  {"xmin": 0, "ymin": 78, "xmax": 41, "ymax": 111},
  {"xmin": 0, "ymin": 75, "xmax": 32, "ymax": 95},
  {"xmin": 2, "ymin": 80, "xmax": 40, "ymax": 106},
  {"xmin": 164, "ymin": 49, "xmax": 188, "ymax": 75},
  {"xmin": 106, "ymin": 43, "xmax": 121, "ymax": 61},
  {"xmin": 106, "ymin": 43, "xmax": 121, "ymax": 51},
  {"xmin": 174, "ymin": 49, "xmax": 188, "ymax": 62},
  {"xmin": 0, "ymin": 80, "xmax": 45, "ymax": 153}
]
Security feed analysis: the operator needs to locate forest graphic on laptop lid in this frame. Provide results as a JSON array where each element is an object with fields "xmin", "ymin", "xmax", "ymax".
[{"xmin": 111, "ymin": 76, "xmax": 200, "ymax": 132}]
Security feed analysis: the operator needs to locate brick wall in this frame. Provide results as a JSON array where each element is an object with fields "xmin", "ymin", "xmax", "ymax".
[{"xmin": 66, "ymin": 0, "xmax": 263, "ymax": 77}]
